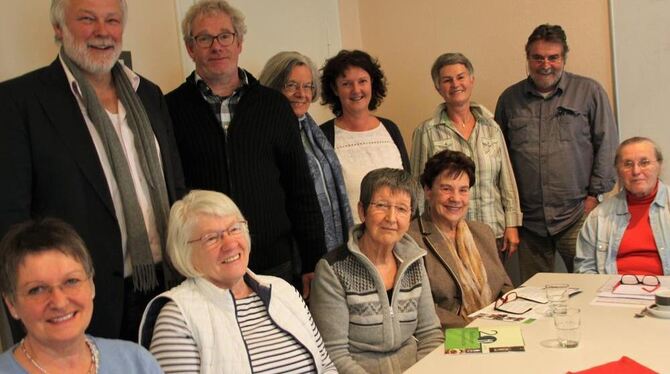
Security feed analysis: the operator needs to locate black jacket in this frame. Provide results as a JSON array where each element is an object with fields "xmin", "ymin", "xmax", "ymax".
[{"xmin": 166, "ymin": 71, "xmax": 326, "ymax": 274}]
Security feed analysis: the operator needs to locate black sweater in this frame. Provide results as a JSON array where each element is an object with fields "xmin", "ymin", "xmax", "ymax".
[{"xmin": 166, "ymin": 71, "xmax": 326, "ymax": 273}]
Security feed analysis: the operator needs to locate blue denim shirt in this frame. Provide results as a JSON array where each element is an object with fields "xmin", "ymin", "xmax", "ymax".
[{"xmin": 575, "ymin": 182, "xmax": 670, "ymax": 274}]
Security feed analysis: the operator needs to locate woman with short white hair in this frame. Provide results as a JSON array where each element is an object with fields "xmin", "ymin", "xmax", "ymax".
[{"xmin": 140, "ymin": 190, "xmax": 336, "ymax": 373}]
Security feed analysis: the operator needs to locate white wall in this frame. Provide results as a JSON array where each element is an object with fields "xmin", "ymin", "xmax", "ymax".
[
  {"xmin": 610, "ymin": 0, "xmax": 670, "ymax": 180},
  {"xmin": 174, "ymin": 0, "xmax": 342, "ymax": 123}
]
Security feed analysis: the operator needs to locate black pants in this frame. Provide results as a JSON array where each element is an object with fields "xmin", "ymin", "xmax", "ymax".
[{"xmin": 120, "ymin": 265, "xmax": 165, "ymax": 342}]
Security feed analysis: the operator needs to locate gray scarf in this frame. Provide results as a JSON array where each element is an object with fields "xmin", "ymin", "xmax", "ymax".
[{"xmin": 60, "ymin": 49, "xmax": 170, "ymax": 291}]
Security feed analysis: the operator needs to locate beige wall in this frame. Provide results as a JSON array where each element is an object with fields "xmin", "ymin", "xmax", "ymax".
[
  {"xmin": 340, "ymin": 0, "xmax": 613, "ymax": 148},
  {"xmin": 0, "ymin": 1, "xmax": 183, "ymax": 93},
  {"xmin": 2, "ymin": 1, "xmax": 612, "ymax": 123}
]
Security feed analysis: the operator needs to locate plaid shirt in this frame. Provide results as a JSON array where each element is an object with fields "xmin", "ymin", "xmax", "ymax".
[
  {"xmin": 411, "ymin": 102, "xmax": 522, "ymax": 237},
  {"xmin": 195, "ymin": 69, "xmax": 249, "ymax": 133}
]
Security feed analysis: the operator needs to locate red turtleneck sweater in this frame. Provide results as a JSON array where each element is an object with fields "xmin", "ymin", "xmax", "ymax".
[{"xmin": 616, "ymin": 182, "xmax": 663, "ymax": 275}]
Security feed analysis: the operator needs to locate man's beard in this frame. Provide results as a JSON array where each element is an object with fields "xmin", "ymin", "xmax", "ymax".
[{"xmin": 61, "ymin": 26, "xmax": 122, "ymax": 75}]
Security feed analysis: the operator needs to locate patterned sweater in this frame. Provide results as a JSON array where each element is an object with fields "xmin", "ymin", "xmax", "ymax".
[{"xmin": 310, "ymin": 225, "xmax": 443, "ymax": 374}]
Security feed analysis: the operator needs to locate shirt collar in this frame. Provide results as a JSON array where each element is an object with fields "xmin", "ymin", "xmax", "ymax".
[
  {"xmin": 59, "ymin": 52, "xmax": 140, "ymax": 100},
  {"xmin": 523, "ymin": 71, "xmax": 569, "ymax": 99},
  {"xmin": 194, "ymin": 68, "xmax": 249, "ymax": 98},
  {"xmin": 430, "ymin": 102, "xmax": 493, "ymax": 129}
]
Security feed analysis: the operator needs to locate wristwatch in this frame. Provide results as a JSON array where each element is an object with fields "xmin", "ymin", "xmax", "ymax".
[{"xmin": 589, "ymin": 193, "xmax": 604, "ymax": 203}]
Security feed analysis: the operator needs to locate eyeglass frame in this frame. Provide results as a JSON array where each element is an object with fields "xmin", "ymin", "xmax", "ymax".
[
  {"xmin": 368, "ymin": 201, "xmax": 412, "ymax": 217},
  {"xmin": 494, "ymin": 291, "xmax": 518, "ymax": 309},
  {"xmin": 618, "ymin": 159, "xmax": 658, "ymax": 171},
  {"xmin": 527, "ymin": 53, "xmax": 563, "ymax": 64},
  {"xmin": 283, "ymin": 81, "xmax": 316, "ymax": 95},
  {"xmin": 17, "ymin": 274, "xmax": 92, "ymax": 303},
  {"xmin": 619, "ymin": 274, "xmax": 661, "ymax": 292},
  {"xmin": 190, "ymin": 31, "xmax": 237, "ymax": 49},
  {"xmin": 493, "ymin": 291, "xmax": 532, "ymax": 314},
  {"xmin": 187, "ymin": 220, "xmax": 248, "ymax": 248}
]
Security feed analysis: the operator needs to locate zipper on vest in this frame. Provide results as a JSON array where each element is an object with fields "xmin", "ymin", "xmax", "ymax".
[{"xmin": 231, "ymin": 291, "xmax": 254, "ymax": 369}]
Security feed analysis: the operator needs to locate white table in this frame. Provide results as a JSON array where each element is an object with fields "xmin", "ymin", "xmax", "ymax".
[{"xmin": 406, "ymin": 273, "xmax": 670, "ymax": 373}]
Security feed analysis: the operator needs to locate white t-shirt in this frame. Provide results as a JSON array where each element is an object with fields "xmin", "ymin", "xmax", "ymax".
[{"xmin": 334, "ymin": 122, "xmax": 403, "ymax": 223}]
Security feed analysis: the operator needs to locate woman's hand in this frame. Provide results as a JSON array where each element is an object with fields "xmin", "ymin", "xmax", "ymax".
[{"xmin": 302, "ymin": 272, "xmax": 315, "ymax": 300}]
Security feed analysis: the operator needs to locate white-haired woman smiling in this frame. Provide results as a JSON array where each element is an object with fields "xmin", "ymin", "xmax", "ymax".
[
  {"xmin": 259, "ymin": 51, "xmax": 354, "ymax": 255},
  {"xmin": 140, "ymin": 190, "xmax": 335, "ymax": 373}
]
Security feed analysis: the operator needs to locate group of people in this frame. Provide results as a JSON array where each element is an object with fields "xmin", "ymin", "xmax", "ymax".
[{"xmin": 0, "ymin": 0, "xmax": 667, "ymax": 373}]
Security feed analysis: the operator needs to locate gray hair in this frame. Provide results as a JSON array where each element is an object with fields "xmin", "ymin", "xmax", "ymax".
[
  {"xmin": 0, "ymin": 218, "xmax": 95, "ymax": 300},
  {"xmin": 258, "ymin": 51, "xmax": 320, "ymax": 103},
  {"xmin": 167, "ymin": 190, "xmax": 250, "ymax": 278},
  {"xmin": 430, "ymin": 52, "xmax": 474, "ymax": 89},
  {"xmin": 614, "ymin": 136, "xmax": 664, "ymax": 166},
  {"xmin": 526, "ymin": 24, "xmax": 569, "ymax": 59},
  {"xmin": 50, "ymin": 0, "xmax": 128, "ymax": 30},
  {"xmin": 181, "ymin": 0, "xmax": 247, "ymax": 44},
  {"xmin": 359, "ymin": 168, "xmax": 419, "ymax": 217}
]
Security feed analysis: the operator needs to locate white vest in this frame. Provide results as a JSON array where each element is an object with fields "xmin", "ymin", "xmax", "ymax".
[{"xmin": 140, "ymin": 273, "xmax": 327, "ymax": 374}]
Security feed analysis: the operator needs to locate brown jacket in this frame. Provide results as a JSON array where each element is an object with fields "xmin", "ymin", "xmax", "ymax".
[{"xmin": 408, "ymin": 213, "xmax": 513, "ymax": 329}]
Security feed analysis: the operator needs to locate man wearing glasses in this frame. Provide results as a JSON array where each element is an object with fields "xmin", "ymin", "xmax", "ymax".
[
  {"xmin": 494, "ymin": 24, "xmax": 619, "ymax": 282},
  {"xmin": 166, "ymin": 0, "xmax": 326, "ymax": 296}
]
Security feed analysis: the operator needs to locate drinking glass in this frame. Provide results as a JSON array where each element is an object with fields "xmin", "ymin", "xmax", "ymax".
[
  {"xmin": 545, "ymin": 283, "xmax": 569, "ymax": 316},
  {"xmin": 554, "ymin": 307, "xmax": 580, "ymax": 348}
]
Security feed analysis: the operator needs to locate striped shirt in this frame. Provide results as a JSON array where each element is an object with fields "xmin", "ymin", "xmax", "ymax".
[
  {"xmin": 150, "ymin": 292, "xmax": 333, "ymax": 373},
  {"xmin": 411, "ymin": 102, "xmax": 522, "ymax": 237}
]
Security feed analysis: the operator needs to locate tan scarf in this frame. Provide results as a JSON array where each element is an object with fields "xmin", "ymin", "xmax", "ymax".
[{"xmin": 436, "ymin": 220, "xmax": 493, "ymax": 320}]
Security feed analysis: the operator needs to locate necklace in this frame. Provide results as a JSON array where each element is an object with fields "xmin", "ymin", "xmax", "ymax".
[
  {"xmin": 450, "ymin": 112, "xmax": 473, "ymax": 130},
  {"xmin": 20, "ymin": 337, "xmax": 99, "ymax": 374}
]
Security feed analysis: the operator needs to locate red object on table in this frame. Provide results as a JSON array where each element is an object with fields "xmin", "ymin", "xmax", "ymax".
[{"xmin": 568, "ymin": 356, "xmax": 657, "ymax": 374}]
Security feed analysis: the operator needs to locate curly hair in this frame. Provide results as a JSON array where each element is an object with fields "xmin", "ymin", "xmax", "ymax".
[{"xmin": 320, "ymin": 49, "xmax": 387, "ymax": 117}]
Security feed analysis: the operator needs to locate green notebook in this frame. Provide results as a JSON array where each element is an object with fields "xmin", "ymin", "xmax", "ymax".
[{"xmin": 445, "ymin": 326, "xmax": 525, "ymax": 354}]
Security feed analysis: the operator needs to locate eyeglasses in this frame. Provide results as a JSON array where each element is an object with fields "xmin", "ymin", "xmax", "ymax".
[
  {"xmin": 18, "ymin": 275, "xmax": 90, "ymax": 303},
  {"xmin": 188, "ymin": 221, "xmax": 247, "ymax": 249},
  {"xmin": 528, "ymin": 54, "xmax": 562, "ymax": 64},
  {"xmin": 493, "ymin": 291, "xmax": 532, "ymax": 314},
  {"xmin": 283, "ymin": 81, "xmax": 315, "ymax": 94},
  {"xmin": 369, "ymin": 201, "xmax": 412, "ymax": 217},
  {"xmin": 620, "ymin": 159, "xmax": 657, "ymax": 171},
  {"xmin": 191, "ymin": 32, "xmax": 237, "ymax": 48},
  {"xmin": 619, "ymin": 274, "xmax": 660, "ymax": 293},
  {"xmin": 620, "ymin": 274, "xmax": 659, "ymax": 286},
  {"xmin": 495, "ymin": 291, "xmax": 518, "ymax": 309}
]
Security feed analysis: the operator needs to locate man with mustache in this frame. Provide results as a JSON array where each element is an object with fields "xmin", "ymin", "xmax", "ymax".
[
  {"xmin": 0, "ymin": 0, "xmax": 185, "ymax": 341},
  {"xmin": 494, "ymin": 24, "xmax": 618, "ymax": 282},
  {"xmin": 166, "ymin": 0, "xmax": 326, "ymax": 297}
]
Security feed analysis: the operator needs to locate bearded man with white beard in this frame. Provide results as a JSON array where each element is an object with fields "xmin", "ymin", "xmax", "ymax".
[
  {"xmin": 494, "ymin": 24, "xmax": 618, "ymax": 283},
  {"xmin": 0, "ymin": 0, "xmax": 185, "ymax": 343}
]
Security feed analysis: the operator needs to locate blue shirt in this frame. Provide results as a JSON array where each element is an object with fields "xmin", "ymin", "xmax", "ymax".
[
  {"xmin": 575, "ymin": 182, "xmax": 670, "ymax": 274},
  {"xmin": 0, "ymin": 336, "xmax": 162, "ymax": 373}
]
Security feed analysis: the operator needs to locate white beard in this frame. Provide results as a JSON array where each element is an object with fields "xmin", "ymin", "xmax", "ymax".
[{"xmin": 61, "ymin": 26, "xmax": 122, "ymax": 75}]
